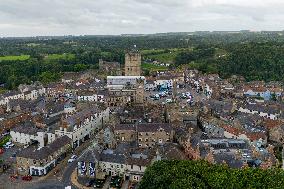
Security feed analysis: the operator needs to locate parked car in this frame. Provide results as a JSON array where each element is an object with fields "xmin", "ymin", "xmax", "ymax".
[
  {"xmin": 94, "ymin": 179, "xmax": 105, "ymax": 188},
  {"xmin": 110, "ymin": 176, "xmax": 123, "ymax": 189},
  {"xmin": 128, "ymin": 182, "xmax": 137, "ymax": 189},
  {"xmin": 68, "ymin": 155, "xmax": 77, "ymax": 163},
  {"xmin": 159, "ymin": 92, "xmax": 167, "ymax": 97},
  {"xmin": 165, "ymin": 99, "xmax": 173, "ymax": 103},
  {"xmin": 22, "ymin": 175, "xmax": 32, "ymax": 181},
  {"xmin": 153, "ymin": 94, "xmax": 160, "ymax": 100},
  {"xmin": 0, "ymin": 148, "xmax": 4, "ymax": 154},
  {"xmin": 85, "ymin": 179, "xmax": 95, "ymax": 187},
  {"xmin": 10, "ymin": 175, "xmax": 18, "ymax": 180},
  {"xmin": 149, "ymin": 94, "xmax": 156, "ymax": 99},
  {"xmin": 4, "ymin": 142, "xmax": 14, "ymax": 148}
]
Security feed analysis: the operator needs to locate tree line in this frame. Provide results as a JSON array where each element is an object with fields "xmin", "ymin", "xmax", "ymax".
[{"xmin": 139, "ymin": 160, "xmax": 284, "ymax": 189}]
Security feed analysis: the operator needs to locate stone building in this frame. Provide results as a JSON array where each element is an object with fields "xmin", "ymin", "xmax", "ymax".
[
  {"xmin": 114, "ymin": 123, "xmax": 174, "ymax": 148},
  {"xmin": 124, "ymin": 52, "xmax": 141, "ymax": 76},
  {"xmin": 10, "ymin": 121, "xmax": 47, "ymax": 147},
  {"xmin": 106, "ymin": 81, "xmax": 144, "ymax": 107},
  {"xmin": 137, "ymin": 123, "xmax": 174, "ymax": 148},
  {"xmin": 53, "ymin": 107, "xmax": 110, "ymax": 148},
  {"xmin": 16, "ymin": 136, "xmax": 71, "ymax": 176},
  {"xmin": 99, "ymin": 59, "xmax": 122, "ymax": 76}
]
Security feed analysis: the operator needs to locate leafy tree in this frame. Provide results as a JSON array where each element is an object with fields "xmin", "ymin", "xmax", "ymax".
[{"xmin": 139, "ymin": 160, "xmax": 284, "ymax": 189}]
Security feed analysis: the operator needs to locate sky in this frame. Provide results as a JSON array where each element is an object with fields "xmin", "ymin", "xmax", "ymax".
[{"xmin": 0, "ymin": 0, "xmax": 284, "ymax": 37}]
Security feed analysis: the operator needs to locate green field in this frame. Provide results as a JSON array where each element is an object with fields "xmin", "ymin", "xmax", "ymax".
[
  {"xmin": 142, "ymin": 63, "xmax": 168, "ymax": 71},
  {"xmin": 142, "ymin": 48, "xmax": 193, "ymax": 63},
  {"xmin": 45, "ymin": 53, "xmax": 75, "ymax": 60},
  {"xmin": 146, "ymin": 51, "xmax": 180, "ymax": 63},
  {"xmin": 0, "ymin": 55, "xmax": 30, "ymax": 61},
  {"xmin": 141, "ymin": 49, "xmax": 166, "ymax": 55}
]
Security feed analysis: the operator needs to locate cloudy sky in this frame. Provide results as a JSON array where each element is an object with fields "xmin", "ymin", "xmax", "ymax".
[{"xmin": 0, "ymin": 0, "xmax": 284, "ymax": 37}]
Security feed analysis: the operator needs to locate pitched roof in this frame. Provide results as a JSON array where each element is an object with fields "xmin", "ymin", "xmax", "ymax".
[{"xmin": 17, "ymin": 136, "xmax": 71, "ymax": 160}]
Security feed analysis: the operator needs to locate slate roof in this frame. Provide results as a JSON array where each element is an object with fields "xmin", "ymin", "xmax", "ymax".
[
  {"xmin": 241, "ymin": 103, "xmax": 280, "ymax": 115},
  {"xmin": 11, "ymin": 122, "xmax": 45, "ymax": 135},
  {"xmin": 213, "ymin": 153, "xmax": 243, "ymax": 168},
  {"xmin": 100, "ymin": 153, "xmax": 126, "ymax": 164},
  {"xmin": 17, "ymin": 135, "xmax": 71, "ymax": 160},
  {"xmin": 137, "ymin": 123, "xmax": 172, "ymax": 133},
  {"xmin": 114, "ymin": 124, "xmax": 136, "ymax": 131},
  {"xmin": 65, "ymin": 107, "xmax": 100, "ymax": 127},
  {"xmin": 2, "ymin": 90, "xmax": 22, "ymax": 98}
]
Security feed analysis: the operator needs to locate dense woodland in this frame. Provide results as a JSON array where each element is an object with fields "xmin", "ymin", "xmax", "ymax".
[
  {"xmin": 139, "ymin": 160, "xmax": 284, "ymax": 189},
  {"xmin": 1, "ymin": 32, "xmax": 284, "ymax": 89}
]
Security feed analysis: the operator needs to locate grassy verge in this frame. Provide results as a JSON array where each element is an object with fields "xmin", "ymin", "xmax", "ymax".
[{"xmin": 0, "ymin": 135, "xmax": 11, "ymax": 147}]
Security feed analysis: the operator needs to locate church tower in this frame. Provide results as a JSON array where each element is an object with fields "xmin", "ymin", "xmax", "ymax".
[{"xmin": 124, "ymin": 51, "xmax": 141, "ymax": 76}]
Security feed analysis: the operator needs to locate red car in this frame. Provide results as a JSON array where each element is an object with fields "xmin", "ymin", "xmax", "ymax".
[
  {"xmin": 10, "ymin": 175, "xmax": 18, "ymax": 180},
  {"xmin": 22, "ymin": 175, "xmax": 32, "ymax": 181},
  {"xmin": 0, "ymin": 148, "xmax": 4, "ymax": 154}
]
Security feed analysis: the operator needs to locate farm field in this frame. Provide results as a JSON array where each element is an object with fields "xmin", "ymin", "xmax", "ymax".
[
  {"xmin": 142, "ymin": 48, "xmax": 193, "ymax": 63},
  {"xmin": 44, "ymin": 53, "xmax": 75, "ymax": 60},
  {"xmin": 0, "ymin": 55, "xmax": 30, "ymax": 61}
]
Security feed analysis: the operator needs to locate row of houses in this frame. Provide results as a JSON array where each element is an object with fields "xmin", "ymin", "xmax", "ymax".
[{"xmin": 10, "ymin": 106, "xmax": 110, "ymax": 148}]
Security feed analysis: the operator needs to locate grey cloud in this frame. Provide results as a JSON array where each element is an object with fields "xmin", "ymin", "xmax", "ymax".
[{"xmin": 0, "ymin": 0, "xmax": 284, "ymax": 37}]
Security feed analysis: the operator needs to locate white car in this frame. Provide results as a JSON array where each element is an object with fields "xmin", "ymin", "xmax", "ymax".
[
  {"xmin": 68, "ymin": 155, "xmax": 77, "ymax": 163},
  {"xmin": 165, "ymin": 99, "xmax": 173, "ymax": 103},
  {"xmin": 4, "ymin": 142, "xmax": 14, "ymax": 149}
]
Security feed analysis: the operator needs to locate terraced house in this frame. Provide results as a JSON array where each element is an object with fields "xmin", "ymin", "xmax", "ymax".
[
  {"xmin": 54, "ymin": 106, "xmax": 110, "ymax": 148},
  {"xmin": 16, "ymin": 136, "xmax": 71, "ymax": 176}
]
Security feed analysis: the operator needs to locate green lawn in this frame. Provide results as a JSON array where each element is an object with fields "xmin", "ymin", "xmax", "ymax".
[
  {"xmin": 0, "ymin": 55, "xmax": 30, "ymax": 61},
  {"xmin": 141, "ymin": 49, "xmax": 166, "ymax": 55},
  {"xmin": 142, "ymin": 63, "xmax": 168, "ymax": 71},
  {"xmin": 45, "ymin": 53, "xmax": 75, "ymax": 61},
  {"xmin": 146, "ymin": 52, "xmax": 179, "ymax": 63}
]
